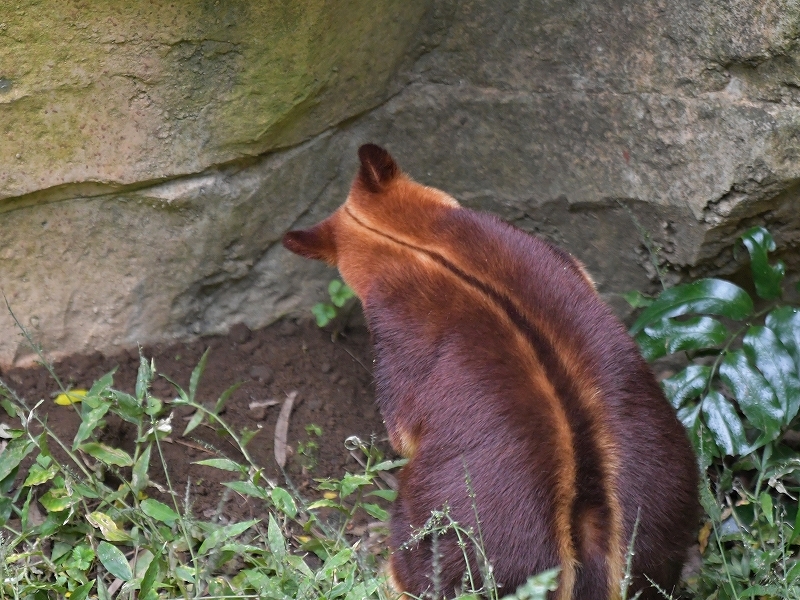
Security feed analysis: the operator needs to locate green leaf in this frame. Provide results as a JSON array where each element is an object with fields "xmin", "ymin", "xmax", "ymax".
[
  {"xmin": 87, "ymin": 511, "xmax": 132, "ymax": 542},
  {"xmin": 743, "ymin": 326, "xmax": 800, "ymax": 424},
  {"xmin": 140, "ymin": 498, "xmax": 179, "ymax": 526},
  {"xmin": 198, "ymin": 519, "xmax": 259, "ymax": 555},
  {"xmin": 215, "ymin": 381, "xmax": 243, "ymax": 415},
  {"xmin": 139, "ymin": 548, "xmax": 161, "ymax": 598},
  {"xmin": 0, "ymin": 437, "xmax": 35, "ymax": 482},
  {"xmin": 131, "ymin": 444, "xmax": 151, "ymax": 495},
  {"xmin": 189, "ymin": 349, "xmax": 210, "ymax": 404},
  {"xmin": 87, "ymin": 370, "xmax": 115, "ymax": 398},
  {"xmin": 368, "ymin": 488, "xmax": 398, "ymax": 501},
  {"xmin": 307, "ymin": 498, "xmax": 342, "ymax": 510},
  {"xmin": 629, "ymin": 278, "xmax": 754, "ymax": 335},
  {"xmin": 371, "ymin": 458, "xmax": 408, "ymax": 471},
  {"xmin": 194, "ymin": 458, "xmax": 243, "ymax": 472},
  {"xmin": 72, "ymin": 404, "xmax": 111, "ymax": 450},
  {"xmin": 661, "ymin": 365, "xmax": 712, "ymax": 410},
  {"xmin": 502, "ymin": 569, "xmax": 560, "ymax": 599},
  {"xmin": 638, "ymin": 316, "xmax": 728, "ymax": 360},
  {"xmin": 739, "ymin": 226, "xmax": 785, "ymax": 300},
  {"xmin": 339, "ymin": 473, "xmax": 372, "ymax": 498},
  {"xmin": 701, "ymin": 391, "xmax": 748, "ymax": 456},
  {"xmin": 677, "ymin": 403, "xmax": 718, "ymax": 468},
  {"xmin": 621, "ymin": 290, "xmax": 654, "ymax": 309},
  {"xmin": 79, "ymin": 442, "xmax": 134, "ymax": 467},
  {"xmin": 362, "ymin": 503, "xmax": 390, "ymax": 521},
  {"xmin": 765, "ymin": 306, "xmax": 800, "ymax": 375},
  {"xmin": 97, "ymin": 541, "xmax": 133, "ymax": 581},
  {"xmin": 22, "ymin": 461, "xmax": 59, "ymax": 487},
  {"xmin": 267, "ymin": 514, "xmax": 286, "ymax": 559},
  {"xmin": 222, "ymin": 480, "xmax": 270, "ymax": 500},
  {"xmin": 759, "ymin": 491, "xmax": 774, "ymax": 526},
  {"xmin": 322, "ymin": 548, "xmax": 354, "ymax": 577},
  {"xmin": 182, "ymin": 408, "xmax": 205, "ymax": 437},
  {"xmin": 69, "ymin": 582, "xmax": 93, "ymax": 600},
  {"xmin": 40, "ymin": 487, "xmax": 79, "ymax": 512},
  {"xmin": 135, "ymin": 354, "xmax": 153, "ymax": 402},
  {"xmin": 719, "ymin": 349, "xmax": 783, "ymax": 441},
  {"xmin": 271, "ymin": 487, "xmax": 298, "ymax": 519},
  {"xmin": 111, "ymin": 391, "xmax": 143, "ymax": 424},
  {"xmin": 329, "ymin": 279, "xmax": 355, "ymax": 307},
  {"xmin": 312, "ymin": 303, "xmax": 336, "ymax": 327}
]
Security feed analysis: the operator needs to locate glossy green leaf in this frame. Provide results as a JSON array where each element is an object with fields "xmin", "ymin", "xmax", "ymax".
[
  {"xmin": 701, "ymin": 391, "xmax": 748, "ymax": 456},
  {"xmin": 677, "ymin": 403, "xmax": 719, "ymax": 467},
  {"xmin": 743, "ymin": 326, "xmax": 800, "ymax": 424},
  {"xmin": 661, "ymin": 365, "xmax": 712, "ymax": 410},
  {"xmin": 765, "ymin": 306, "xmax": 800, "ymax": 375},
  {"xmin": 740, "ymin": 226, "xmax": 785, "ymax": 300},
  {"xmin": 638, "ymin": 316, "xmax": 728, "ymax": 360},
  {"xmin": 719, "ymin": 349, "xmax": 782, "ymax": 440},
  {"xmin": 97, "ymin": 541, "xmax": 132, "ymax": 581},
  {"xmin": 629, "ymin": 278, "xmax": 753, "ymax": 335}
]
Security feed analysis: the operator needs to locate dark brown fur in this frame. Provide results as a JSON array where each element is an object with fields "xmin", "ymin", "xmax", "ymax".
[{"xmin": 283, "ymin": 144, "xmax": 699, "ymax": 599}]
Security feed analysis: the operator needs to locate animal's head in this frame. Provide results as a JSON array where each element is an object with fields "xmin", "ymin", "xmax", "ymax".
[{"xmin": 282, "ymin": 144, "xmax": 460, "ymax": 298}]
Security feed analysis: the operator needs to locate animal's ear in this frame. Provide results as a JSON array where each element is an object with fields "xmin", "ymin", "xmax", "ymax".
[
  {"xmin": 282, "ymin": 219, "xmax": 337, "ymax": 265},
  {"xmin": 357, "ymin": 144, "xmax": 399, "ymax": 193}
]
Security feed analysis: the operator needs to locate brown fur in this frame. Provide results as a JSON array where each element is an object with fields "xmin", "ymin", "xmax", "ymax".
[{"xmin": 283, "ymin": 144, "xmax": 699, "ymax": 599}]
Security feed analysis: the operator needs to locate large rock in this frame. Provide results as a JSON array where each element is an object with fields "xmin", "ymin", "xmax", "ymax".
[
  {"xmin": 2, "ymin": 0, "xmax": 800, "ymax": 367},
  {"xmin": 0, "ymin": 0, "xmax": 430, "ymax": 200}
]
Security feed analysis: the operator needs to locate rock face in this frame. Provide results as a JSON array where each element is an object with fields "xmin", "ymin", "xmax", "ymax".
[{"xmin": 2, "ymin": 0, "xmax": 800, "ymax": 366}]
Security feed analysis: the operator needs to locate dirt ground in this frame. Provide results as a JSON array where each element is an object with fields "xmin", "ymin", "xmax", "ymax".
[{"xmin": 0, "ymin": 313, "xmax": 392, "ymax": 523}]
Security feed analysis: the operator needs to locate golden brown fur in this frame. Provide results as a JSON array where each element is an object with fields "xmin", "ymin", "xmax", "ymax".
[{"xmin": 283, "ymin": 144, "xmax": 699, "ymax": 599}]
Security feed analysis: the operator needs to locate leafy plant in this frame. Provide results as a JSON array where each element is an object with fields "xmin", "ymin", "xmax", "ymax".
[
  {"xmin": 312, "ymin": 279, "xmax": 356, "ymax": 327},
  {"xmin": 629, "ymin": 226, "xmax": 800, "ymax": 598},
  {"xmin": 0, "ymin": 316, "xmax": 397, "ymax": 599},
  {"xmin": 297, "ymin": 423, "xmax": 323, "ymax": 472}
]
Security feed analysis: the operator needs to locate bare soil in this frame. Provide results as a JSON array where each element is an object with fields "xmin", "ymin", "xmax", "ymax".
[{"xmin": 0, "ymin": 315, "xmax": 391, "ymax": 523}]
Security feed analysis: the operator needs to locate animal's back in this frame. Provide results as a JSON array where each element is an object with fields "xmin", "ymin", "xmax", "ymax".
[
  {"xmin": 283, "ymin": 144, "xmax": 699, "ymax": 600},
  {"xmin": 364, "ymin": 207, "xmax": 698, "ymax": 599}
]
